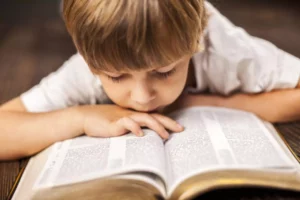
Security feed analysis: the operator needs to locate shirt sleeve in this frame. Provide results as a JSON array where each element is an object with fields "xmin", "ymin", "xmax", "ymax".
[
  {"xmin": 202, "ymin": 1, "xmax": 300, "ymax": 95},
  {"xmin": 20, "ymin": 53, "xmax": 109, "ymax": 112}
]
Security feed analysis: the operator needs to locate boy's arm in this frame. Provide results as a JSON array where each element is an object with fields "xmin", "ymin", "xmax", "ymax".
[
  {"xmin": 0, "ymin": 97, "xmax": 83, "ymax": 160},
  {"xmin": 0, "ymin": 97, "xmax": 182, "ymax": 160},
  {"xmin": 220, "ymin": 89, "xmax": 300, "ymax": 123},
  {"xmin": 178, "ymin": 88, "xmax": 300, "ymax": 123}
]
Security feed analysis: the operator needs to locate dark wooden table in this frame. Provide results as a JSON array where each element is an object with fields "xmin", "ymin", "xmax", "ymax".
[{"xmin": 1, "ymin": 0, "xmax": 300, "ymax": 200}]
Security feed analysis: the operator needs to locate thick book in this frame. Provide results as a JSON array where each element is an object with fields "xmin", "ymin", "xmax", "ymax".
[{"xmin": 12, "ymin": 107, "xmax": 300, "ymax": 200}]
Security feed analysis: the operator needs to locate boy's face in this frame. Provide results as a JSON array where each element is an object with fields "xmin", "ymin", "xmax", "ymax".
[{"xmin": 97, "ymin": 56, "xmax": 191, "ymax": 113}]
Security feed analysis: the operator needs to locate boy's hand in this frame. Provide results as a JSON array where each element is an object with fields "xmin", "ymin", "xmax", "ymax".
[{"xmin": 77, "ymin": 105, "xmax": 184, "ymax": 139}]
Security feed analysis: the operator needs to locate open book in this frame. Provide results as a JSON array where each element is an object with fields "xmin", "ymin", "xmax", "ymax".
[{"xmin": 12, "ymin": 107, "xmax": 300, "ymax": 200}]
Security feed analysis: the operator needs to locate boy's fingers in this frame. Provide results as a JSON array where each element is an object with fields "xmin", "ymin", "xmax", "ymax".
[
  {"xmin": 130, "ymin": 114, "xmax": 169, "ymax": 139},
  {"xmin": 114, "ymin": 117, "xmax": 143, "ymax": 137},
  {"xmin": 151, "ymin": 114, "xmax": 184, "ymax": 133}
]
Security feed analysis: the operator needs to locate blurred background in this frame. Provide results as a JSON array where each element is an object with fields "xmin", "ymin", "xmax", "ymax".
[{"xmin": 0, "ymin": 0, "xmax": 300, "ymax": 103}]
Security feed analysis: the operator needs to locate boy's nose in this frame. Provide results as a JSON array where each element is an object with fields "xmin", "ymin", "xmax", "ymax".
[{"xmin": 131, "ymin": 84, "xmax": 155, "ymax": 105}]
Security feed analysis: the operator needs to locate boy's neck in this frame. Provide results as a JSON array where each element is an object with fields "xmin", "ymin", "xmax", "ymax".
[{"xmin": 186, "ymin": 58, "xmax": 196, "ymax": 88}]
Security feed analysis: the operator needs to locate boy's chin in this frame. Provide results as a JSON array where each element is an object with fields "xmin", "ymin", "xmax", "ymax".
[
  {"xmin": 128, "ymin": 106, "xmax": 166, "ymax": 114},
  {"xmin": 155, "ymin": 106, "xmax": 166, "ymax": 114},
  {"xmin": 148, "ymin": 106, "xmax": 165, "ymax": 114}
]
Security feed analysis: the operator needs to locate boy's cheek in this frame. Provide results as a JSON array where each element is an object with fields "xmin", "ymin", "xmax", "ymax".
[{"xmin": 100, "ymin": 83, "xmax": 127, "ymax": 103}]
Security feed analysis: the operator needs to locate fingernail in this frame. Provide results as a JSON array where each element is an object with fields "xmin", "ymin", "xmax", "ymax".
[
  {"xmin": 177, "ymin": 123, "xmax": 184, "ymax": 130},
  {"xmin": 138, "ymin": 130, "xmax": 144, "ymax": 137}
]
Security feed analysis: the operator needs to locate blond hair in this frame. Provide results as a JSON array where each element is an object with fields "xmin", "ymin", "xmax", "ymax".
[{"xmin": 63, "ymin": 0, "xmax": 207, "ymax": 72}]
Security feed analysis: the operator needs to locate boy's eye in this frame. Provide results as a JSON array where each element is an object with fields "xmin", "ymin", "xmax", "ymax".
[
  {"xmin": 106, "ymin": 75, "xmax": 124, "ymax": 83},
  {"xmin": 105, "ymin": 68, "xmax": 176, "ymax": 83},
  {"xmin": 154, "ymin": 68, "xmax": 176, "ymax": 79}
]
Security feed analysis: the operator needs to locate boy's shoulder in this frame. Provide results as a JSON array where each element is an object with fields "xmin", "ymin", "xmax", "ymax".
[
  {"xmin": 60, "ymin": 53, "xmax": 97, "ymax": 83},
  {"xmin": 20, "ymin": 52, "xmax": 108, "ymax": 112}
]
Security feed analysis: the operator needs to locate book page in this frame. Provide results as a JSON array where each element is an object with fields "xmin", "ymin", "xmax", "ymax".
[
  {"xmin": 165, "ymin": 107, "xmax": 295, "ymax": 193},
  {"xmin": 34, "ymin": 130, "xmax": 167, "ymax": 189},
  {"xmin": 165, "ymin": 108, "xmax": 220, "ymax": 185},
  {"xmin": 208, "ymin": 107, "xmax": 294, "ymax": 167}
]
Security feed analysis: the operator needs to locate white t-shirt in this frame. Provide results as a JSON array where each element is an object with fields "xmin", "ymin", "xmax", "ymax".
[{"xmin": 21, "ymin": 2, "xmax": 300, "ymax": 112}]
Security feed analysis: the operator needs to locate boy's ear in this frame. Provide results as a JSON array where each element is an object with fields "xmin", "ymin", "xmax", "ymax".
[
  {"xmin": 89, "ymin": 67, "xmax": 98, "ymax": 74},
  {"xmin": 88, "ymin": 66, "xmax": 102, "ymax": 75}
]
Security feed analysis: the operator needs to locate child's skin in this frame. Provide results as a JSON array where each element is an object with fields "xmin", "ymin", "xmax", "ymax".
[
  {"xmin": 0, "ymin": 57, "xmax": 190, "ymax": 160},
  {"xmin": 2, "ymin": 54, "xmax": 300, "ymax": 160},
  {"xmin": 1, "ymin": 0, "xmax": 300, "ymax": 160}
]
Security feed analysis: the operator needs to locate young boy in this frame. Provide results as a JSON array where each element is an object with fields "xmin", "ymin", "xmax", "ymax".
[{"xmin": 1, "ymin": 0, "xmax": 300, "ymax": 160}]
